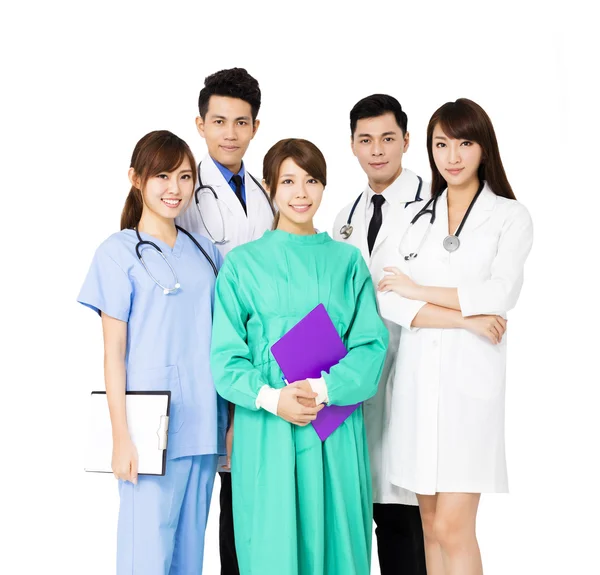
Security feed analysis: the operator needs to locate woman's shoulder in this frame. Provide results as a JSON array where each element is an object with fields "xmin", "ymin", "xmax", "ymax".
[
  {"xmin": 493, "ymin": 195, "xmax": 532, "ymax": 226},
  {"xmin": 186, "ymin": 231, "xmax": 221, "ymax": 262},
  {"xmin": 217, "ymin": 235, "xmax": 268, "ymax": 278},
  {"xmin": 93, "ymin": 230, "xmax": 136, "ymax": 261},
  {"xmin": 225, "ymin": 234, "xmax": 265, "ymax": 261},
  {"xmin": 323, "ymin": 239, "xmax": 369, "ymax": 279},
  {"xmin": 187, "ymin": 230, "xmax": 212, "ymax": 248},
  {"xmin": 326, "ymin": 236, "xmax": 363, "ymax": 260}
]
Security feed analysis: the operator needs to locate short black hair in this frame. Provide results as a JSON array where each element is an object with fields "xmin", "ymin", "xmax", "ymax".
[
  {"xmin": 350, "ymin": 94, "xmax": 408, "ymax": 137},
  {"xmin": 198, "ymin": 68, "xmax": 261, "ymax": 122}
]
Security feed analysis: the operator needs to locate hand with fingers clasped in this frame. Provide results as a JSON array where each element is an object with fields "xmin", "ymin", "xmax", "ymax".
[
  {"xmin": 377, "ymin": 267, "xmax": 420, "ymax": 299},
  {"xmin": 112, "ymin": 435, "xmax": 139, "ymax": 484},
  {"xmin": 291, "ymin": 379, "xmax": 318, "ymax": 408},
  {"xmin": 464, "ymin": 314, "xmax": 507, "ymax": 345},
  {"xmin": 277, "ymin": 383, "xmax": 324, "ymax": 426}
]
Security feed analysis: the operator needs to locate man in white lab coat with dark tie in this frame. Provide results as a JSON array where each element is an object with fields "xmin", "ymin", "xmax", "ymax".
[{"xmin": 333, "ymin": 94, "xmax": 429, "ymax": 575}]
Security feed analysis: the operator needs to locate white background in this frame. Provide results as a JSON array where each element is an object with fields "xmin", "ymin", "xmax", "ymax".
[{"xmin": 1, "ymin": 1, "xmax": 598, "ymax": 573}]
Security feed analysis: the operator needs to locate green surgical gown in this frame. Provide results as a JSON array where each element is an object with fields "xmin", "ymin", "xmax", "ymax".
[{"xmin": 210, "ymin": 230, "xmax": 388, "ymax": 575}]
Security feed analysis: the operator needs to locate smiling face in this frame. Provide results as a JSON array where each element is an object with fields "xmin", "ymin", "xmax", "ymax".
[
  {"xmin": 130, "ymin": 157, "xmax": 195, "ymax": 221},
  {"xmin": 271, "ymin": 157, "xmax": 324, "ymax": 233},
  {"xmin": 196, "ymin": 95, "xmax": 259, "ymax": 172},
  {"xmin": 431, "ymin": 123, "xmax": 483, "ymax": 188},
  {"xmin": 351, "ymin": 112, "xmax": 409, "ymax": 193}
]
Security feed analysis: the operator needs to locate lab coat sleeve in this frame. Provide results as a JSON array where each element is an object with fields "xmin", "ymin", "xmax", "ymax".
[
  {"xmin": 210, "ymin": 261, "xmax": 269, "ymax": 412},
  {"xmin": 331, "ymin": 212, "xmax": 343, "ymax": 241},
  {"xmin": 332, "ymin": 205, "xmax": 351, "ymax": 241},
  {"xmin": 458, "ymin": 202, "xmax": 533, "ymax": 317},
  {"xmin": 77, "ymin": 245, "xmax": 132, "ymax": 322},
  {"xmin": 377, "ymin": 289, "xmax": 427, "ymax": 331},
  {"xmin": 323, "ymin": 255, "xmax": 389, "ymax": 406},
  {"xmin": 175, "ymin": 199, "xmax": 201, "ymax": 234}
]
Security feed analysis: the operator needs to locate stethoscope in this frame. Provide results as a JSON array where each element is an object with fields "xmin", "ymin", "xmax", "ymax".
[
  {"xmin": 339, "ymin": 176, "xmax": 424, "ymax": 240},
  {"xmin": 134, "ymin": 225, "xmax": 218, "ymax": 295},
  {"xmin": 398, "ymin": 180, "xmax": 484, "ymax": 260},
  {"xmin": 194, "ymin": 162, "xmax": 275, "ymax": 245}
]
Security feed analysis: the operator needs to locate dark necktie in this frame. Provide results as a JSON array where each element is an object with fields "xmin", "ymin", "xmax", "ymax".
[
  {"xmin": 231, "ymin": 174, "xmax": 247, "ymax": 215},
  {"xmin": 367, "ymin": 194, "xmax": 385, "ymax": 255}
]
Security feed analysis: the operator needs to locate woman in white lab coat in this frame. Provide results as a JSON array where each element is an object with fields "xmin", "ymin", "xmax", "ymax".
[{"xmin": 377, "ymin": 98, "xmax": 533, "ymax": 575}]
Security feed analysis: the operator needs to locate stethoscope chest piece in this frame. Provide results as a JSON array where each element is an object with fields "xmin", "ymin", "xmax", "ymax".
[
  {"xmin": 164, "ymin": 283, "xmax": 181, "ymax": 295},
  {"xmin": 339, "ymin": 224, "xmax": 353, "ymax": 239},
  {"xmin": 443, "ymin": 235, "xmax": 460, "ymax": 253}
]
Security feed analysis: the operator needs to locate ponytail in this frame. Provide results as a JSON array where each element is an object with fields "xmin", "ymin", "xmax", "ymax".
[{"xmin": 120, "ymin": 186, "xmax": 143, "ymax": 230}]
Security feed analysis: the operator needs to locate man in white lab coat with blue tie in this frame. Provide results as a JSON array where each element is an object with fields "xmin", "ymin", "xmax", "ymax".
[{"xmin": 176, "ymin": 67, "xmax": 274, "ymax": 575}]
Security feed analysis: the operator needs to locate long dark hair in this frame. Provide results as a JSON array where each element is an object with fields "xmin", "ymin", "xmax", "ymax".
[
  {"xmin": 262, "ymin": 138, "xmax": 327, "ymax": 229},
  {"xmin": 120, "ymin": 130, "xmax": 197, "ymax": 230},
  {"xmin": 426, "ymin": 98, "xmax": 516, "ymax": 200}
]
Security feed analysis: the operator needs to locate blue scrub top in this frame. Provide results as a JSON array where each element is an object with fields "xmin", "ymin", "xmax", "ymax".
[{"xmin": 78, "ymin": 229, "xmax": 227, "ymax": 460}]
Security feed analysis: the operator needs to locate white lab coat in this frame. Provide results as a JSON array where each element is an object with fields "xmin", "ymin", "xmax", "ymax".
[
  {"xmin": 377, "ymin": 183, "xmax": 533, "ymax": 495},
  {"xmin": 332, "ymin": 168, "xmax": 429, "ymax": 505},
  {"xmin": 177, "ymin": 155, "xmax": 274, "ymax": 257},
  {"xmin": 177, "ymin": 155, "xmax": 273, "ymax": 472}
]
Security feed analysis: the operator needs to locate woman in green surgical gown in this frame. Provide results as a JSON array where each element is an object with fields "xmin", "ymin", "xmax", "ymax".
[{"xmin": 210, "ymin": 138, "xmax": 388, "ymax": 575}]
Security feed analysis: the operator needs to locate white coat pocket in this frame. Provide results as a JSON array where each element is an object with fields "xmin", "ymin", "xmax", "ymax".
[
  {"xmin": 127, "ymin": 365, "xmax": 184, "ymax": 433},
  {"xmin": 457, "ymin": 332, "xmax": 506, "ymax": 400}
]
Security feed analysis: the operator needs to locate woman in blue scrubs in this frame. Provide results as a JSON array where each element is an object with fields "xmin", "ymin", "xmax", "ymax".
[{"xmin": 78, "ymin": 130, "xmax": 226, "ymax": 574}]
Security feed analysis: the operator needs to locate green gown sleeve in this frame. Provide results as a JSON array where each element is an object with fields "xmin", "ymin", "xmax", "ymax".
[
  {"xmin": 210, "ymin": 258, "xmax": 266, "ymax": 411},
  {"xmin": 324, "ymin": 254, "xmax": 389, "ymax": 406}
]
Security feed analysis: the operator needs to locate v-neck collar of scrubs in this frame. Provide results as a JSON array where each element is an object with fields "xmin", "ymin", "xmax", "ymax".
[{"xmin": 128, "ymin": 228, "xmax": 185, "ymax": 258}]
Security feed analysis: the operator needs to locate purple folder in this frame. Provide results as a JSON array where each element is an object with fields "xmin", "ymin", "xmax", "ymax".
[{"xmin": 270, "ymin": 303, "xmax": 360, "ymax": 441}]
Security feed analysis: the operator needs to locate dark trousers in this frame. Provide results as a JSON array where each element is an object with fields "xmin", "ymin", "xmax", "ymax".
[
  {"xmin": 373, "ymin": 503, "xmax": 427, "ymax": 574},
  {"xmin": 219, "ymin": 472, "xmax": 240, "ymax": 575}
]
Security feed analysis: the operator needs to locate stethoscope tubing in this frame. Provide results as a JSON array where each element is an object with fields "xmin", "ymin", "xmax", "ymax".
[
  {"xmin": 399, "ymin": 180, "xmax": 485, "ymax": 259},
  {"xmin": 134, "ymin": 225, "xmax": 218, "ymax": 295},
  {"xmin": 340, "ymin": 176, "xmax": 423, "ymax": 239},
  {"xmin": 193, "ymin": 162, "xmax": 275, "ymax": 245}
]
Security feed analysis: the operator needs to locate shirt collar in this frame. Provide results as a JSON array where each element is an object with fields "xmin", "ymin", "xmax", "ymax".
[
  {"xmin": 365, "ymin": 168, "xmax": 418, "ymax": 206},
  {"xmin": 366, "ymin": 185, "xmax": 388, "ymax": 206},
  {"xmin": 212, "ymin": 158, "xmax": 246, "ymax": 184}
]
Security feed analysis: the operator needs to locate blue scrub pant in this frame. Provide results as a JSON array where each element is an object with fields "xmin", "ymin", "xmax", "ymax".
[{"xmin": 117, "ymin": 454, "xmax": 218, "ymax": 575}]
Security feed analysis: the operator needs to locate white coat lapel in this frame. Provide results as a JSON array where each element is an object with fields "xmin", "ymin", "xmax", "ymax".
[
  {"xmin": 352, "ymin": 190, "xmax": 370, "ymax": 263},
  {"xmin": 407, "ymin": 190, "xmax": 449, "ymax": 263},
  {"xmin": 372, "ymin": 169, "xmax": 423, "ymax": 257},
  {"xmin": 203, "ymin": 156, "xmax": 247, "ymax": 223},
  {"xmin": 244, "ymin": 173, "xmax": 272, "ymax": 239},
  {"xmin": 244, "ymin": 174, "xmax": 258, "ymax": 238},
  {"xmin": 459, "ymin": 183, "xmax": 497, "ymax": 234}
]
